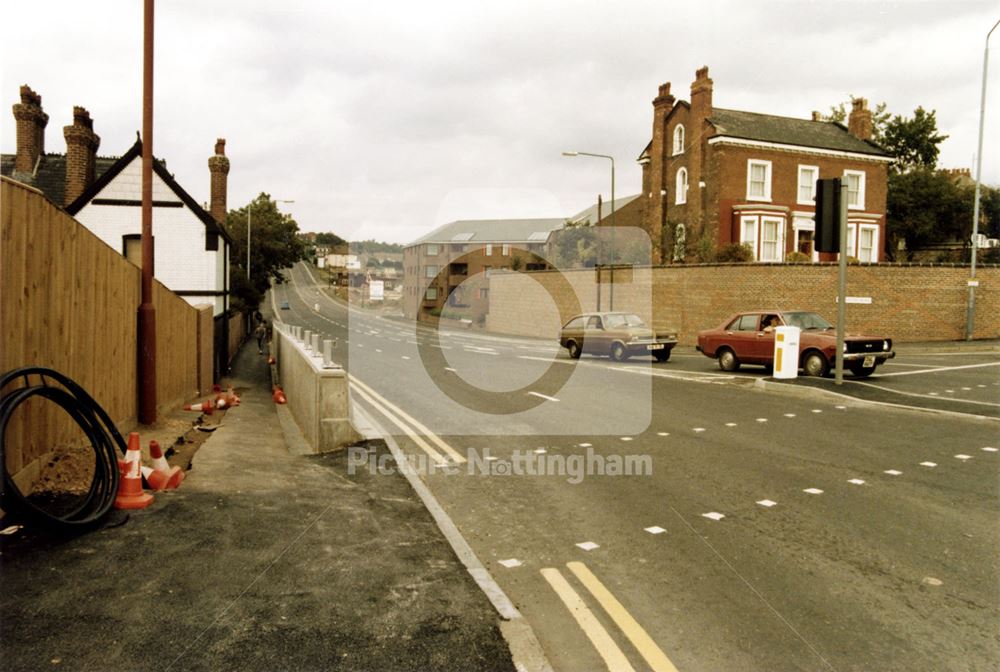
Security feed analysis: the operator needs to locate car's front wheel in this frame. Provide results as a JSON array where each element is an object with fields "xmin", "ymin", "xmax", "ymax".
[
  {"xmin": 718, "ymin": 347, "xmax": 740, "ymax": 372},
  {"xmin": 567, "ymin": 340, "xmax": 582, "ymax": 359},
  {"xmin": 802, "ymin": 351, "xmax": 829, "ymax": 377},
  {"xmin": 610, "ymin": 342, "xmax": 629, "ymax": 362},
  {"xmin": 653, "ymin": 349, "xmax": 671, "ymax": 363}
]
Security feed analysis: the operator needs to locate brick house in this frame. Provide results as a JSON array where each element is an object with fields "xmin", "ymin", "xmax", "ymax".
[
  {"xmin": 1, "ymin": 85, "xmax": 233, "ymax": 317},
  {"xmin": 403, "ymin": 218, "xmax": 562, "ymax": 323},
  {"xmin": 638, "ymin": 67, "xmax": 893, "ymax": 264}
]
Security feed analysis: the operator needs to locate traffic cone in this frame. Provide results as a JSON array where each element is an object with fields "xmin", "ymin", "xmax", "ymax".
[
  {"xmin": 182, "ymin": 399, "xmax": 214, "ymax": 415},
  {"xmin": 147, "ymin": 440, "xmax": 185, "ymax": 489},
  {"xmin": 114, "ymin": 433, "xmax": 154, "ymax": 510},
  {"xmin": 272, "ymin": 385, "xmax": 287, "ymax": 404},
  {"xmin": 267, "ymin": 355, "xmax": 276, "ymax": 365}
]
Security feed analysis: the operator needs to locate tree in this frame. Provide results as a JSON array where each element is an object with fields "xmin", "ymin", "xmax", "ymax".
[
  {"xmin": 314, "ymin": 231, "xmax": 346, "ymax": 246},
  {"xmin": 549, "ymin": 223, "xmax": 599, "ymax": 268},
  {"xmin": 224, "ymin": 193, "xmax": 306, "ymax": 312},
  {"xmin": 881, "ymin": 107, "xmax": 949, "ymax": 173},
  {"xmin": 886, "ymin": 169, "xmax": 970, "ymax": 260},
  {"xmin": 824, "ymin": 98, "xmax": 890, "ymax": 144}
]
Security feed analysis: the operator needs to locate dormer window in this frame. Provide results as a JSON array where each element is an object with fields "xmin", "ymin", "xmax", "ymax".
[{"xmin": 672, "ymin": 124, "xmax": 685, "ymax": 156}]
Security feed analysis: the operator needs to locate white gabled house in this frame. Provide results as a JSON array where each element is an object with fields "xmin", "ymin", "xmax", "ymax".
[{"xmin": 65, "ymin": 138, "xmax": 233, "ymax": 317}]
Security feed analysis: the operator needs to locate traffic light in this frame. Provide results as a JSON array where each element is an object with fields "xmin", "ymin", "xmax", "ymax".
[{"xmin": 814, "ymin": 178, "xmax": 840, "ymax": 253}]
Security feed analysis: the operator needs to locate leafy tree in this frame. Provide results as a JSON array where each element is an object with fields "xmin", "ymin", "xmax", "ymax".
[
  {"xmin": 314, "ymin": 231, "xmax": 346, "ymax": 246},
  {"xmin": 886, "ymin": 169, "xmax": 969, "ymax": 260},
  {"xmin": 549, "ymin": 223, "xmax": 599, "ymax": 268},
  {"xmin": 224, "ymin": 193, "xmax": 306, "ymax": 312},
  {"xmin": 881, "ymin": 107, "xmax": 948, "ymax": 173},
  {"xmin": 510, "ymin": 255, "xmax": 523, "ymax": 271}
]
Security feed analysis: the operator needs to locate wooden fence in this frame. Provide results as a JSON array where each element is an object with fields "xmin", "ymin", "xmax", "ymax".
[{"xmin": 1, "ymin": 177, "xmax": 207, "ymax": 486}]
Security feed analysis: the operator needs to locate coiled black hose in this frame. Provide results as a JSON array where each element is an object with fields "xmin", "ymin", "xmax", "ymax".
[{"xmin": 0, "ymin": 367, "xmax": 123, "ymax": 531}]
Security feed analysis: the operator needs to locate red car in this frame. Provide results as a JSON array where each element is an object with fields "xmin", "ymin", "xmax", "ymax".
[{"xmin": 696, "ymin": 310, "xmax": 894, "ymax": 377}]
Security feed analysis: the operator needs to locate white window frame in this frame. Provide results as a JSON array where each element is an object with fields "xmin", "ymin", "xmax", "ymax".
[
  {"xmin": 797, "ymin": 165, "xmax": 819, "ymax": 205},
  {"xmin": 424, "ymin": 264, "xmax": 438, "ymax": 279},
  {"xmin": 740, "ymin": 215, "xmax": 758, "ymax": 261},
  {"xmin": 845, "ymin": 223, "xmax": 858, "ymax": 259},
  {"xmin": 857, "ymin": 224, "xmax": 879, "ymax": 262},
  {"xmin": 746, "ymin": 159, "xmax": 772, "ymax": 202},
  {"xmin": 485, "ymin": 243, "xmax": 493, "ymax": 256},
  {"xmin": 843, "ymin": 170, "xmax": 866, "ymax": 210},
  {"xmin": 672, "ymin": 124, "xmax": 685, "ymax": 156},
  {"xmin": 792, "ymin": 217, "xmax": 818, "ymax": 262},
  {"xmin": 501, "ymin": 243, "xmax": 510, "ymax": 256},
  {"xmin": 425, "ymin": 244, "xmax": 439, "ymax": 256},
  {"xmin": 675, "ymin": 167, "xmax": 688, "ymax": 205},
  {"xmin": 759, "ymin": 216, "xmax": 785, "ymax": 263},
  {"xmin": 425, "ymin": 287, "xmax": 438, "ymax": 300}
]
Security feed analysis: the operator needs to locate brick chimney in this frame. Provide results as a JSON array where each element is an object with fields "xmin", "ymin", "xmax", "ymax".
[
  {"xmin": 12, "ymin": 85, "xmax": 49, "ymax": 174},
  {"xmin": 646, "ymin": 81, "xmax": 675, "ymax": 265},
  {"xmin": 848, "ymin": 97, "xmax": 873, "ymax": 141},
  {"xmin": 687, "ymin": 66, "xmax": 713, "ymax": 250},
  {"xmin": 208, "ymin": 138, "xmax": 230, "ymax": 223},
  {"xmin": 63, "ymin": 106, "xmax": 101, "ymax": 205},
  {"xmin": 811, "ymin": 111, "xmax": 823, "ymax": 122}
]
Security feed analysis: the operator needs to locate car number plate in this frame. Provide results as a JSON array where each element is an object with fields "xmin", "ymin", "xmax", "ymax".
[
  {"xmin": 647, "ymin": 344, "xmax": 664, "ymax": 351},
  {"xmin": 863, "ymin": 355, "xmax": 875, "ymax": 367}
]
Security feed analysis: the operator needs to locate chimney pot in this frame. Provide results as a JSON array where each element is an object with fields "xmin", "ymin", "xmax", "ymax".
[
  {"xmin": 12, "ymin": 84, "xmax": 49, "ymax": 174},
  {"xmin": 214, "ymin": 138, "xmax": 226, "ymax": 156},
  {"xmin": 848, "ymin": 96, "xmax": 873, "ymax": 141},
  {"xmin": 811, "ymin": 111, "xmax": 823, "ymax": 122}
]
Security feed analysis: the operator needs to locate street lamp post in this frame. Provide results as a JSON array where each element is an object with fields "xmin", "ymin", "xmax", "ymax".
[
  {"xmin": 966, "ymin": 18, "xmax": 999, "ymax": 341},
  {"xmin": 563, "ymin": 151, "xmax": 616, "ymax": 309},
  {"xmin": 247, "ymin": 198, "xmax": 294, "ymax": 280}
]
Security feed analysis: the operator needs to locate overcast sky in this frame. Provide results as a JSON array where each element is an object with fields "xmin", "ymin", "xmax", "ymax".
[{"xmin": 2, "ymin": 1, "xmax": 997, "ymax": 243}]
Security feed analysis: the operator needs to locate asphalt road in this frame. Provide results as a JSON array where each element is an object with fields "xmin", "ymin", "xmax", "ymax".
[{"xmin": 272, "ymin": 263, "xmax": 999, "ymax": 672}]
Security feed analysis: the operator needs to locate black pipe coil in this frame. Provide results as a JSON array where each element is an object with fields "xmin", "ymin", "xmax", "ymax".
[{"xmin": 0, "ymin": 367, "xmax": 124, "ymax": 530}]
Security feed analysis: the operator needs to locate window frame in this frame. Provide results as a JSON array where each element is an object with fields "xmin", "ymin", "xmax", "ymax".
[
  {"xmin": 485, "ymin": 243, "xmax": 493, "ymax": 256},
  {"xmin": 425, "ymin": 244, "xmax": 439, "ymax": 256},
  {"xmin": 424, "ymin": 287, "xmax": 438, "ymax": 301},
  {"xmin": 501, "ymin": 243, "xmax": 510, "ymax": 256},
  {"xmin": 797, "ymin": 165, "xmax": 819, "ymax": 205},
  {"xmin": 424, "ymin": 264, "xmax": 438, "ymax": 279},
  {"xmin": 843, "ymin": 170, "xmax": 866, "ymax": 210},
  {"xmin": 746, "ymin": 159, "xmax": 772, "ymax": 202},
  {"xmin": 675, "ymin": 167, "xmax": 688, "ymax": 205},
  {"xmin": 740, "ymin": 215, "xmax": 758, "ymax": 261},
  {"xmin": 672, "ymin": 124, "xmax": 685, "ymax": 156},
  {"xmin": 759, "ymin": 216, "xmax": 785, "ymax": 263},
  {"xmin": 857, "ymin": 224, "xmax": 879, "ymax": 262}
]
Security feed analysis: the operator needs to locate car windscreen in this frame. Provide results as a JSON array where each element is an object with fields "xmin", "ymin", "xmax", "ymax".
[
  {"xmin": 783, "ymin": 312, "xmax": 833, "ymax": 330},
  {"xmin": 604, "ymin": 314, "xmax": 646, "ymax": 328}
]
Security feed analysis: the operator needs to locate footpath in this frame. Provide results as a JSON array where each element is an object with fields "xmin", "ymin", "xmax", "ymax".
[{"xmin": 0, "ymin": 342, "xmax": 516, "ymax": 672}]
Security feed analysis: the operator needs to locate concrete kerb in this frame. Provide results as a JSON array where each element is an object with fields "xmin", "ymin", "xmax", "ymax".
[{"xmin": 353, "ymin": 402, "xmax": 555, "ymax": 672}]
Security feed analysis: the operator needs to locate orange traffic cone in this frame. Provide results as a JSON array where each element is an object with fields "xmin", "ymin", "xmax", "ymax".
[
  {"xmin": 142, "ymin": 440, "xmax": 184, "ymax": 490},
  {"xmin": 182, "ymin": 399, "xmax": 215, "ymax": 415},
  {"xmin": 267, "ymin": 355, "xmax": 276, "ymax": 366},
  {"xmin": 272, "ymin": 385, "xmax": 287, "ymax": 404},
  {"xmin": 215, "ymin": 384, "xmax": 240, "ymax": 409},
  {"xmin": 115, "ymin": 433, "xmax": 154, "ymax": 510}
]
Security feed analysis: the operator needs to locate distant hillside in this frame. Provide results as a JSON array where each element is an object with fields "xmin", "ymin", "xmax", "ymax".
[{"xmin": 351, "ymin": 239, "xmax": 404, "ymax": 254}]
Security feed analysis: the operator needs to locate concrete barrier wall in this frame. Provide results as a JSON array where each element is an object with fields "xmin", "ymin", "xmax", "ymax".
[
  {"xmin": 272, "ymin": 324, "xmax": 359, "ymax": 453},
  {"xmin": 486, "ymin": 263, "xmax": 1000, "ymax": 344}
]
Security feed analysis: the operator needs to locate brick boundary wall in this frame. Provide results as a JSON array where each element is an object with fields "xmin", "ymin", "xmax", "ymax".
[{"xmin": 485, "ymin": 263, "xmax": 1000, "ymax": 345}]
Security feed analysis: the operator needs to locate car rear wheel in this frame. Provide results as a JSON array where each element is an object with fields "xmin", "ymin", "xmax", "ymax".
[
  {"xmin": 718, "ymin": 348, "xmax": 740, "ymax": 372},
  {"xmin": 850, "ymin": 363, "xmax": 877, "ymax": 378},
  {"xmin": 567, "ymin": 340, "xmax": 582, "ymax": 359},
  {"xmin": 653, "ymin": 349, "xmax": 671, "ymax": 363},
  {"xmin": 802, "ymin": 351, "xmax": 829, "ymax": 377},
  {"xmin": 610, "ymin": 342, "xmax": 629, "ymax": 362}
]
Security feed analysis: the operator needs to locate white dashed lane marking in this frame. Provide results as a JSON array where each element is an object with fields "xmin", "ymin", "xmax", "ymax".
[
  {"xmin": 803, "ymin": 488, "xmax": 824, "ymax": 495},
  {"xmin": 884, "ymin": 470, "xmax": 902, "ymax": 476},
  {"xmin": 644, "ymin": 526, "xmax": 667, "ymax": 535},
  {"xmin": 498, "ymin": 559, "xmax": 523, "ymax": 568},
  {"xmin": 954, "ymin": 454, "xmax": 972, "ymax": 461},
  {"xmin": 702, "ymin": 512, "xmax": 725, "ymax": 521},
  {"xmin": 756, "ymin": 499, "xmax": 777, "ymax": 507},
  {"xmin": 847, "ymin": 479, "xmax": 866, "ymax": 485},
  {"xmin": 576, "ymin": 541, "xmax": 600, "ymax": 551},
  {"xmin": 920, "ymin": 462, "xmax": 937, "ymax": 468}
]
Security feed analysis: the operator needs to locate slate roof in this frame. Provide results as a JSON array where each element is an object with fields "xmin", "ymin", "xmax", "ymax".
[
  {"xmin": 568, "ymin": 194, "xmax": 640, "ymax": 225},
  {"xmin": 0, "ymin": 153, "xmax": 120, "ymax": 206},
  {"xmin": 707, "ymin": 108, "xmax": 888, "ymax": 156},
  {"xmin": 408, "ymin": 218, "xmax": 566, "ymax": 246}
]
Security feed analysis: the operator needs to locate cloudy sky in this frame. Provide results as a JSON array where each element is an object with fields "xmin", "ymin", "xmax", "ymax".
[{"xmin": 2, "ymin": 1, "xmax": 997, "ymax": 243}]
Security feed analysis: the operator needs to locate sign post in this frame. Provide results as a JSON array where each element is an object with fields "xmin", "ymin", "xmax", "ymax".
[{"xmin": 834, "ymin": 177, "xmax": 849, "ymax": 385}]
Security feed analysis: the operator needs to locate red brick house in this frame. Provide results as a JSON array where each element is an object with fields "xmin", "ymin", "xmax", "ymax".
[{"xmin": 639, "ymin": 67, "xmax": 893, "ymax": 264}]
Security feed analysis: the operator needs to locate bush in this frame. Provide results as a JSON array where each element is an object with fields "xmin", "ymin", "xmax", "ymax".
[
  {"xmin": 716, "ymin": 243, "xmax": 754, "ymax": 262},
  {"xmin": 785, "ymin": 251, "xmax": 811, "ymax": 263}
]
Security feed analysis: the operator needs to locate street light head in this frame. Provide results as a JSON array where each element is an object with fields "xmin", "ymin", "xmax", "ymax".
[{"xmin": 562, "ymin": 151, "xmax": 579, "ymax": 157}]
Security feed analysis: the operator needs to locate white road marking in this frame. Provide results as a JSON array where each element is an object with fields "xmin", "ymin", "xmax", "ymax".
[
  {"xmin": 644, "ymin": 526, "xmax": 667, "ymax": 534},
  {"xmin": 884, "ymin": 469, "xmax": 903, "ymax": 476},
  {"xmin": 444, "ymin": 367, "xmax": 456, "ymax": 372},
  {"xmin": 811, "ymin": 409, "xmax": 822, "ymax": 414},
  {"xmin": 401, "ymin": 355, "xmax": 410, "ymax": 360},
  {"xmin": 350, "ymin": 385, "xmax": 447, "ymax": 464},
  {"xmin": 982, "ymin": 447, "xmax": 998, "ymax": 452},
  {"xmin": 876, "ymin": 361, "xmax": 1000, "ymax": 377},
  {"xmin": 783, "ymin": 413, "xmax": 796, "ymax": 418},
  {"xmin": 920, "ymin": 461, "xmax": 937, "ymax": 467},
  {"xmin": 702, "ymin": 512, "xmax": 725, "ymax": 521},
  {"xmin": 576, "ymin": 541, "xmax": 600, "ymax": 551},
  {"xmin": 498, "ymin": 559, "xmax": 523, "ymax": 568},
  {"xmin": 578, "ymin": 443, "xmax": 592, "ymax": 448},
  {"xmin": 847, "ymin": 479, "xmax": 865, "ymax": 485},
  {"xmin": 756, "ymin": 418, "xmax": 768, "ymax": 423},
  {"xmin": 922, "ymin": 576, "xmax": 943, "ymax": 587},
  {"xmin": 657, "ymin": 432, "xmax": 670, "ymax": 436},
  {"xmin": 835, "ymin": 405, "xmax": 847, "ymax": 410},
  {"xmin": 954, "ymin": 454, "xmax": 972, "ymax": 460},
  {"xmin": 803, "ymin": 488, "xmax": 824, "ymax": 495},
  {"xmin": 757, "ymin": 500, "xmax": 777, "ymax": 507},
  {"xmin": 620, "ymin": 436, "xmax": 633, "ymax": 442},
  {"xmin": 693, "ymin": 427, "xmax": 706, "ymax": 433},
  {"xmin": 527, "ymin": 391, "xmax": 560, "ymax": 402},
  {"xmin": 725, "ymin": 422, "xmax": 737, "ymax": 427},
  {"xmin": 375, "ymin": 348, "xmax": 382, "ymax": 353},
  {"xmin": 534, "ymin": 448, "xmax": 547, "ymax": 454},
  {"xmin": 540, "ymin": 568, "xmax": 636, "ymax": 672},
  {"xmin": 961, "ymin": 387, "xmax": 972, "ymax": 391}
]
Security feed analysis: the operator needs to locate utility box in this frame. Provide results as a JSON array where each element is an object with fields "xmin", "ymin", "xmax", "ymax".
[{"xmin": 773, "ymin": 326, "xmax": 801, "ymax": 379}]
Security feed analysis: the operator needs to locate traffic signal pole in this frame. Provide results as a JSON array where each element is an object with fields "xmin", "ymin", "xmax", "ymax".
[{"xmin": 834, "ymin": 177, "xmax": 848, "ymax": 386}]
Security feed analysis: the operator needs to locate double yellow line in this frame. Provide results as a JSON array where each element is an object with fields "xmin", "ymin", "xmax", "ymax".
[
  {"xmin": 348, "ymin": 374, "xmax": 466, "ymax": 465},
  {"xmin": 542, "ymin": 562, "xmax": 679, "ymax": 672}
]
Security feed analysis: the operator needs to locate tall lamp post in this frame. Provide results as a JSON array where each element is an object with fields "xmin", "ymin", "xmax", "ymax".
[
  {"xmin": 247, "ymin": 198, "xmax": 294, "ymax": 280},
  {"xmin": 562, "ymin": 151, "xmax": 616, "ymax": 309},
  {"xmin": 966, "ymin": 18, "xmax": 999, "ymax": 341}
]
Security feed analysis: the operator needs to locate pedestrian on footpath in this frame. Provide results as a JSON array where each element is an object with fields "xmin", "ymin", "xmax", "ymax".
[{"xmin": 255, "ymin": 320, "xmax": 268, "ymax": 354}]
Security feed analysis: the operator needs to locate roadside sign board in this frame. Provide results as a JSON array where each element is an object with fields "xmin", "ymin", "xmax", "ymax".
[{"xmin": 370, "ymin": 280, "xmax": 384, "ymax": 301}]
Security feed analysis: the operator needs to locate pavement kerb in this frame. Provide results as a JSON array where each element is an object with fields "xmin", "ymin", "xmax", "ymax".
[
  {"xmin": 753, "ymin": 377, "xmax": 999, "ymax": 423},
  {"xmin": 352, "ymin": 402, "xmax": 555, "ymax": 672}
]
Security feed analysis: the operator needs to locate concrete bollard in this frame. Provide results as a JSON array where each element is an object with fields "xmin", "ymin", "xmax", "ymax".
[
  {"xmin": 323, "ymin": 339, "xmax": 334, "ymax": 367},
  {"xmin": 303, "ymin": 330, "xmax": 312, "ymax": 350},
  {"xmin": 311, "ymin": 333, "xmax": 320, "ymax": 354}
]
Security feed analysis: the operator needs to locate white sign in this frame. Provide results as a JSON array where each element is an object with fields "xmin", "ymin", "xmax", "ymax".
[
  {"xmin": 346, "ymin": 258, "xmax": 361, "ymax": 270},
  {"xmin": 369, "ymin": 280, "xmax": 384, "ymax": 301},
  {"xmin": 968, "ymin": 280, "xmax": 979, "ymax": 287},
  {"xmin": 840, "ymin": 296, "xmax": 872, "ymax": 304}
]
